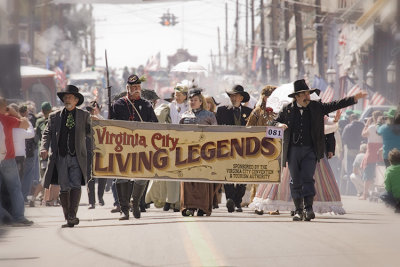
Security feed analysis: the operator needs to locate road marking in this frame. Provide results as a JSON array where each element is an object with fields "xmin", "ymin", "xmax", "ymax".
[{"xmin": 183, "ymin": 217, "xmax": 224, "ymax": 267}]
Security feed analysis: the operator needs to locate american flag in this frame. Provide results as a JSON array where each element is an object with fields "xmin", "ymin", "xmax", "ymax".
[
  {"xmin": 320, "ymin": 85, "xmax": 334, "ymax": 103},
  {"xmin": 346, "ymin": 84, "xmax": 362, "ymax": 97},
  {"xmin": 54, "ymin": 67, "xmax": 67, "ymax": 88},
  {"xmin": 369, "ymin": 92, "xmax": 385, "ymax": 105}
]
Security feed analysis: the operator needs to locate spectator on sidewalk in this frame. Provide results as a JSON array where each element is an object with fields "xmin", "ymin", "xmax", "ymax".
[
  {"xmin": 350, "ymin": 144, "xmax": 367, "ymax": 197},
  {"xmin": 0, "ymin": 96, "xmax": 33, "ymax": 226},
  {"xmin": 380, "ymin": 148, "xmax": 400, "ymax": 213},
  {"xmin": 377, "ymin": 110, "xmax": 400, "ymax": 168}
]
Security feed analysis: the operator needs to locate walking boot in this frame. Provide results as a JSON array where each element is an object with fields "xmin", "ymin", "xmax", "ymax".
[
  {"xmin": 131, "ymin": 183, "xmax": 146, "ymax": 219},
  {"xmin": 59, "ymin": 191, "xmax": 72, "ymax": 228},
  {"xmin": 116, "ymin": 182, "xmax": 130, "ymax": 220},
  {"xmin": 68, "ymin": 188, "xmax": 81, "ymax": 226},
  {"xmin": 292, "ymin": 198, "xmax": 304, "ymax": 221},
  {"xmin": 304, "ymin": 196, "xmax": 315, "ymax": 221},
  {"xmin": 163, "ymin": 202, "xmax": 171, "ymax": 211},
  {"xmin": 226, "ymin": 198, "xmax": 235, "ymax": 213}
]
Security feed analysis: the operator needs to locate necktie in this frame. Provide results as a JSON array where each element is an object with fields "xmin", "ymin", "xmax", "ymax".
[{"xmin": 234, "ymin": 107, "xmax": 240, "ymax": 119}]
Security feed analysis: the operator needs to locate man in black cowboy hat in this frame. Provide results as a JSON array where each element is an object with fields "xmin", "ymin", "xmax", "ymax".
[
  {"xmin": 216, "ymin": 84, "xmax": 253, "ymax": 212},
  {"xmin": 109, "ymin": 74, "xmax": 158, "ymax": 220},
  {"xmin": 276, "ymin": 79, "xmax": 367, "ymax": 221},
  {"xmin": 40, "ymin": 85, "xmax": 91, "ymax": 228}
]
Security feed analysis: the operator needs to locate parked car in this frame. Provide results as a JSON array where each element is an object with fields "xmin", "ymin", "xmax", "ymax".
[{"xmin": 359, "ymin": 105, "xmax": 395, "ymax": 122}]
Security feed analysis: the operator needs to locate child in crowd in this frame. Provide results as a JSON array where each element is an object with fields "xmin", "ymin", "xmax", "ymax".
[{"xmin": 380, "ymin": 148, "xmax": 400, "ymax": 213}]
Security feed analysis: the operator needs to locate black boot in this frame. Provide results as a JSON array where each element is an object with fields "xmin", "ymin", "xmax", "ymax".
[
  {"xmin": 132, "ymin": 182, "xmax": 147, "ymax": 219},
  {"xmin": 140, "ymin": 181, "xmax": 149, "ymax": 212},
  {"xmin": 304, "ymin": 196, "xmax": 315, "ymax": 221},
  {"xmin": 293, "ymin": 198, "xmax": 304, "ymax": 221},
  {"xmin": 68, "ymin": 188, "xmax": 81, "ymax": 226},
  {"xmin": 59, "ymin": 191, "xmax": 72, "ymax": 228},
  {"xmin": 163, "ymin": 202, "xmax": 171, "ymax": 211},
  {"xmin": 116, "ymin": 182, "xmax": 130, "ymax": 220}
]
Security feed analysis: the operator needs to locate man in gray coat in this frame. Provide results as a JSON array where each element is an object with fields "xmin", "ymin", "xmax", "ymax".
[{"xmin": 40, "ymin": 85, "xmax": 91, "ymax": 228}]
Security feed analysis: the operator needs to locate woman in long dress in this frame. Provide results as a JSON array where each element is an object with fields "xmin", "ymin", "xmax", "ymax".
[{"xmin": 179, "ymin": 88, "xmax": 218, "ymax": 216}]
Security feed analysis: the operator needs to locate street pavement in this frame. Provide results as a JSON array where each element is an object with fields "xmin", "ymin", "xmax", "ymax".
[{"xmin": 1, "ymin": 188, "xmax": 399, "ymax": 267}]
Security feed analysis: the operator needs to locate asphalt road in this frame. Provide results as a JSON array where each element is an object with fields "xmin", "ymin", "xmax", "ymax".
[{"xmin": 1, "ymin": 189, "xmax": 399, "ymax": 267}]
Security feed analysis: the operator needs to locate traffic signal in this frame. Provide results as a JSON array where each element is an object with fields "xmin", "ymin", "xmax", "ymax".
[{"xmin": 159, "ymin": 12, "xmax": 178, "ymax": 27}]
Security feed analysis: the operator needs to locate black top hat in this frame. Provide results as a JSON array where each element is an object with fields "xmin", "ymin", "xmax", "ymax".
[
  {"xmin": 188, "ymin": 88, "xmax": 203, "ymax": 98},
  {"xmin": 127, "ymin": 74, "xmax": 141, "ymax": 85},
  {"xmin": 288, "ymin": 79, "xmax": 320, "ymax": 98},
  {"xmin": 226, "ymin": 85, "xmax": 250, "ymax": 103},
  {"xmin": 57, "ymin": 85, "xmax": 84, "ymax": 106}
]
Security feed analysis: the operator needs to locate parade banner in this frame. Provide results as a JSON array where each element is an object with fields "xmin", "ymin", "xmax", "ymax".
[{"xmin": 92, "ymin": 120, "xmax": 283, "ymax": 183}]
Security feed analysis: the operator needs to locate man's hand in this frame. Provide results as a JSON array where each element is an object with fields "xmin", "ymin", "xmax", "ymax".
[
  {"xmin": 40, "ymin": 150, "xmax": 48, "ymax": 160},
  {"xmin": 327, "ymin": 152, "xmax": 334, "ymax": 159},
  {"xmin": 276, "ymin": 123, "xmax": 288, "ymax": 130},
  {"xmin": 19, "ymin": 117, "xmax": 29, "ymax": 130},
  {"xmin": 334, "ymin": 110, "xmax": 342, "ymax": 123},
  {"xmin": 353, "ymin": 90, "xmax": 368, "ymax": 101}
]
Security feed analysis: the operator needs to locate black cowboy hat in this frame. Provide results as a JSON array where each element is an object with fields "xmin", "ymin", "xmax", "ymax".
[
  {"xmin": 288, "ymin": 79, "xmax": 320, "ymax": 98},
  {"xmin": 141, "ymin": 89, "xmax": 160, "ymax": 101},
  {"xmin": 57, "ymin": 85, "xmax": 84, "ymax": 106},
  {"xmin": 226, "ymin": 84, "xmax": 250, "ymax": 103}
]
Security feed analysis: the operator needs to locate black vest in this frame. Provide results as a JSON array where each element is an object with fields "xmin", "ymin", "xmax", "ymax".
[{"xmin": 290, "ymin": 106, "xmax": 313, "ymax": 147}]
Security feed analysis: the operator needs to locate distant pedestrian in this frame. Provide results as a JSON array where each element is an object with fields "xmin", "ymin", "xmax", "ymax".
[{"xmin": 380, "ymin": 148, "xmax": 400, "ymax": 213}]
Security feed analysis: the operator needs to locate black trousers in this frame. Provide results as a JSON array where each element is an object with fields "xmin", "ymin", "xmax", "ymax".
[
  {"xmin": 224, "ymin": 184, "xmax": 246, "ymax": 207},
  {"xmin": 87, "ymin": 178, "xmax": 106, "ymax": 205}
]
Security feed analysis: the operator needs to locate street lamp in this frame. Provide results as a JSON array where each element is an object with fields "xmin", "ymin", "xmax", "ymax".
[
  {"xmin": 387, "ymin": 61, "xmax": 396, "ymax": 103},
  {"xmin": 366, "ymin": 69, "xmax": 373, "ymax": 88},
  {"xmin": 387, "ymin": 61, "xmax": 396, "ymax": 84},
  {"xmin": 326, "ymin": 67, "xmax": 336, "ymax": 86}
]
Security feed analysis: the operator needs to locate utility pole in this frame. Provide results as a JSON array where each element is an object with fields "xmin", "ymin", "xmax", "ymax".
[
  {"xmin": 225, "ymin": 2, "xmax": 229, "ymax": 71},
  {"xmin": 294, "ymin": 0, "xmax": 305, "ymax": 78},
  {"xmin": 271, "ymin": 0, "xmax": 279, "ymax": 83},
  {"xmin": 9, "ymin": 0, "xmax": 20, "ymax": 43},
  {"xmin": 396, "ymin": 0, "xmax": 400, "ymax": 105},
  {"xmin": 245, "ymin": 0, "xmax": 248, "ymax": 76},
  {"xmin": 260, "ymin": 0, "xmax": 266, "ymax": 83},
  {"xmin": 218, "ymin": 27, "xmax": 222, "ymax": 69},
  {"xmin": 90, "ymin": 4, "xmax": 96, "ymax": 66},
  {"xmin": 235, "ymin": 0, "xmax": 239, "ymax": 70},
  {"xmin": 284, "ymin": 0, "xmax": 290, "ymax": 81},
  {"xmin": 28, "ymin": 0, "xmax": 36, "ymax": 64},
  {"xmin": 251, "ymin": 0, "xmax": 255, "ymax": 74},
  {"xmin": 315, "ymin": 0, "xmax": 324, "ymax": 78}
]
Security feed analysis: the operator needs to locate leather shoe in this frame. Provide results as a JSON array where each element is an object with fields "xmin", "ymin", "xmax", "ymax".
[
  {"xmin": 110, "ymin": 206, "xmax": 121, "ymax": 213},
  {"xmin": 88, "ymin": 204, "xmax": 95, "ymax": 209},
  {"xmin": 226, "ymin": 199, "xmax": 235, "ymax": 213},
  {"xmin": 236, "ymin": 207, "xmax": 243, "ymax": 212},
  {"xmin": 255, "ymin": 209, "xmax": 264, "ymax": 215},
  {"xmin": 163, "ymin": 202, "xmax": 171, "ymax": 211},
  {"xmin": 292, "ymin": 210, "xmax": 303, "ymax": 221},
  {"xmin": 99, "ymin": 198, "xmax": 105, "ymax": 206},
  {"xmin": 197, "ymin": 209, "xmax": 205, "ymax": 216},
  {"xmin": 304, "ymin": 209, "xmax": 315, "ymax": 221}
]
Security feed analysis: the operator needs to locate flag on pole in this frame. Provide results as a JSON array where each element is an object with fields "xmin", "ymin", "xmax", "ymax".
[
  {"xmin": 369, "ymin": 92, "xmax": 385, "ymax": 105},
  {"xmin": 346, "ymin": 84, "xmax": 362, "ymax": 97},
  {"xmin": 320, "ymin": 85, "xmax": 334, "ymax": 103},
  {"xmin": 54, "ymin": 66, "xmax": 67, "ymax": 89}
]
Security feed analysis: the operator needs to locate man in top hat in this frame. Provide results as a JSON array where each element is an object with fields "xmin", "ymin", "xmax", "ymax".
[
  {"xmin": 216, "ymin": 85, "xmax": 253, "ymax": 212},
  {"xmin": 275, "ymin": 79, "xmax": 367, "ymax": 221},
  {"xmin": 40, "ymin": 85, "xmax": 91, "ymax": 228},
  {"xmin": 109, "ymin": 74, "xmax": 158, "ymax": 220}
]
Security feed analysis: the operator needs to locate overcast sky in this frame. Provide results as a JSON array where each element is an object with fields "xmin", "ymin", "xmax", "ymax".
[{"xmin": 93, "ymin": 0, "xmax": 242, "ymax": 70}]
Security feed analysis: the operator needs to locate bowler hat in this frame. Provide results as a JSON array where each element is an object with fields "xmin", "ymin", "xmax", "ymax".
[
  {"xmin": 288, "ymin": 79, "xmax": 320, "ymax": 98},
  {"xmin": 57, "ymin": 85, "xmax": 84, "ymax": 106},
  {"xmin": 226, "ymin": 85, "xmax": 250, "ymax": 103}
]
